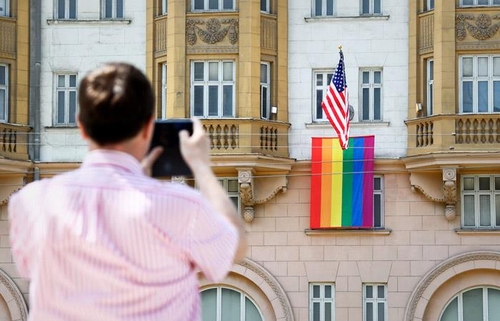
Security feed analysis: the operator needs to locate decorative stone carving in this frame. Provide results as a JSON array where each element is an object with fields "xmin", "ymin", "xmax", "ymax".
[
  {"xmin": 186, "ymin": 18, "xmax": 239, "ymax": 45},
  {"xmin": 456, "ymin": 13, "xmax": 500, "ymax": 41}
]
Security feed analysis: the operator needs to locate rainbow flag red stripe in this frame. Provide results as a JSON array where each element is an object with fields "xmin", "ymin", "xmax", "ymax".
[{"xmin": 310, "ymin": 136, "xmax": 375, "ymax": 229}]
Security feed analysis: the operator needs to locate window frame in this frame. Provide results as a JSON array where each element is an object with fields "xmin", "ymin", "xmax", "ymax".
[
  {"xmin": 361, "ymin": 0, "xmax": 382, "ymax": 15},
  {"xmin": 425, "ymin": 0, "xmax": 435, "ymax": 10},
  {"xmin": 160, "ymin": 63, "xmax": 167, "ymax": 119},
  {"xmin": 461, "ymin": 175, "xmax": 500, "ymax": 229},
  {"xmin": 459, "ymin": 55, "xmax": 500, "ymax": 114},
  {"xmin": 360, "ymin": 68, "xmax": 383, "ymax": 122},
  {"xmin": 218, "ymin": 178, "xmax": 240, "ymax": 214},
  {"xmin": 201, "ymin": 286, "xmax": 263, "ymax": 321},
  {"xmin": 440, "ymin": 286, "xmax": 500, "ymax": 321},
  {"xmin": 101, "ymin": 0, "xmax": 124, "ymax": 19},
  {"xmin": 54, "ymin": 73, "xmax": 78, "ymax": 126},
  {"xmin": 427, "ymin": 59, "xmax": 434, "ymax": 116},
  {"xmin": 373, "ymin": 176, "xmax": 384, "ymax": 228},
  {"xmin": 55, "ymin": 0, "xmax": 77, "ymax": 19},
  {"xmin": 190, "ymin": 60, "xmax": 235, "ymax": 118},
  {"xmin": 460, "ymin": 0, "xmax": 500, "ymax": 6},
  {"xmin": 0, "ymin": 0, "xmax": 10, "ymax": 17},
  {"xmin": 309, "ymin": 283, "xmax": 335, "ymax": 321},
  {"xmin": 261, "ymin": 0, "xmax": 270, "ymax": 13},
  {"xmin": 260, "ymin": 62, "xmax": 271, "ymax": 120},
  {"xmin": 313, "ymin": 0, "xmax": 335, "ymax": 17},
  {"xmin": 0, "ymin": 64, "xmax": 8, "ymax": 123},
  {"xmin": 192, "ymin": 0, "xmax": 235, "ymax": 11},
  {"xmin": 363, "ymin": 284, "xmax": 388, "ymax": 321},
  {"xmin": 160, "ymin": 0, "xmax": 167, "ymax": 15},
  {"xmin": 313, "ymin": 70, "xmax": 334, "ymax": 122}
]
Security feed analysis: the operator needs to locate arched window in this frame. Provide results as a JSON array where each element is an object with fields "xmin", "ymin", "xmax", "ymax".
[
  {"xmin": 440, "ymin": 287, "xmax": 500, "ymax": 321},
  {"xmin": 201, "ymin": 286, "xmax": 264, "ymax": 321}
]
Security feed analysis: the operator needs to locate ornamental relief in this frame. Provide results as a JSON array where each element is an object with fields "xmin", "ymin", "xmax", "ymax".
[
  {"xmin": 186, "ymin": 18, "xmax": 239, "ymax": 45},
  {"xmin": 456, "ymin": 13, "xmax": 500, "ymax": 41}
]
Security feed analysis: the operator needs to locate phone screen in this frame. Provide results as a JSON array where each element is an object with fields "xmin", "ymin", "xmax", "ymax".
[{"xmin": 149, "ymin": 119, "xmax": 193, "ymax": 177}]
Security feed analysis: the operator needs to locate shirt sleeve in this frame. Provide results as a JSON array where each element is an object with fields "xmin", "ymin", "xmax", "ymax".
[{"xmin": 186, "ymin": 200, "xmax": 239, "ymax": 283}]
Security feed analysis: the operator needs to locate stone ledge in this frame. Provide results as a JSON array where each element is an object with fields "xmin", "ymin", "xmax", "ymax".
[
  {"xmin": 47, "ymin": 19, "xmax": 132, "ymax": 25},
  {"xmin": 455, "ymin": 228, "xmax": 500, "ymax": 235}
]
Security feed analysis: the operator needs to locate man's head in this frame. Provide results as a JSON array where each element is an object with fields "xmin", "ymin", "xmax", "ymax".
[{"xmin": 78, "ymin": 62, "xmax": 154, "ymax": 146}]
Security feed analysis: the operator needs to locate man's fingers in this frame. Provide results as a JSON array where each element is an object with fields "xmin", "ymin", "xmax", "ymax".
[{"xmin": 141, "ymin": 146, "xmax": 163, "ymax": 176}]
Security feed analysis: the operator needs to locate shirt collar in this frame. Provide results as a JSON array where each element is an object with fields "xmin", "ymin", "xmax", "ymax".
[{"xmin": 81, "ymin": 149, "xmax": 143, "ymax": 175}]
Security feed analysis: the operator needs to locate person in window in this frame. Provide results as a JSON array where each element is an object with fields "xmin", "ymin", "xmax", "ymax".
[{"xmin": 8, "ymin": 62, "xmax": 247, "ymax": 321}]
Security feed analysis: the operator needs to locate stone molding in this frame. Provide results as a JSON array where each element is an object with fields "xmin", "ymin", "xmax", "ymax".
[
  {"xmin": 404, "ymin": 250, "xmax": 500, "ymax": 321},
  {"xmin": 186, "ymin": 18, "xmax": 239, "ymax": 45},
  {"xmin": 0, "ymin": 269, "xmax": 28, "ymax": 321},
  {"xmin": 457, "ymin": 13, "xmax": 500, "ymax": 41}
]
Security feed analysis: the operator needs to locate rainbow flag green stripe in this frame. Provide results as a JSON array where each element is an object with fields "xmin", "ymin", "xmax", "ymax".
[{"xmin": 310, "ymin": 136, "xmax": 375, "ymax": 229}]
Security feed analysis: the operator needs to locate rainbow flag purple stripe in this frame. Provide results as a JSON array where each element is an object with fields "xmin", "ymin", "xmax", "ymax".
[{"xmin": 310, "ymin": 136, "xmax": 375, "ymax": 229}]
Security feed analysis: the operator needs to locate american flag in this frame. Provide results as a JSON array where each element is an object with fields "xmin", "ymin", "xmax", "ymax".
[{"xmin": 321, "ymin": 50, "xmax": 350, "ymax": 150}]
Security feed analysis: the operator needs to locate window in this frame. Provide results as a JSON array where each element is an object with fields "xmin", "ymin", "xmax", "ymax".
[
  {"xmin": 55, "ymin": 74, "xmax": 77, "ymax": 126},
  {"xmin": 360, "ymin": 69, "xmax": 382, "ymax": 121},
  {"xmin": 427, "ymin": 59, "xmax": 434, "ymax": 116},
  {"xmin": 425, "ymin": 0, "xmax": 434, "ymax": 10},
  {"xmin": 160, "ymin": 0, "xmax": 167, "ymax": 14},
  {"xmin": 310, "ymin": 283, "xmax": 335, "ymax": 321},
  {"xmin": 361, "ymin": 0, "xmax": 381, "ymax": 15},
  {"xmin": 191, "ymin": 61, "xmax": 235, "ymax": 118},
  {"xmin": 261, "ymin": 0, "xmax": 270, "ymax": 12},
  {"xmin": 56, "ymin": 0, "xmax": 77, "ymax": 19},
  {"xmin": 313, "ymin": 71, "xmax": 333, "ymax": 121},
  {"xmin": 460, "ymin": 0, "xmax": 500, "ymax": 6},
  {"xmin": 460, "ymin": 56, "xmax": 500, "ymax": 113},
  {"xmin": 160, "ymin": 63, "xmax": 167, "ymax": 119},
  {"xmin": 440, "ymin": 287, "xmax": 500, "ymax": 321},
  {"xmin": 218, "ymin": 178, "xmax": 239, "ymax": 212},
  {"xmin": 0, "ymin": 64, "xmax": 8, "ymax": 122},
  {"xmin": 363, "ymin": 284, "xmax": 387, "ymax": 321},
  {"xmin": 193, "ymin": 0, "xmax": 235, "ymax": 11},
  {"xmin": 314, "ymin": 0, "xmax": 335, "ymax": 16},
  {"xmin": 201, "ymin": 287, "xmax": 263, "ymax": 321},
  {"xmin": 373, "ymin": 176, "xmax": 384, "ymax": 228},
  {"xmin": 261, "ymin": 62, "xmax": 270, "ymax": 119},
  {"xmin": 0, "ymin": 0, "xmax": 9, "ymax": 16},
  {"xmin": 462, "ymin": 175, "xmax": 500, "ymax": 229},
  {"xmin": 102, "ymin": 0, "xmax": 123, "ymax": 19}
]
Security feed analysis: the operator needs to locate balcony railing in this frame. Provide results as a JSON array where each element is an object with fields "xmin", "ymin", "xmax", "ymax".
[
  {"xmin": 0, "ymin": 123, "xmax": 31, "ymax": 161},
  {"xmin": 406, "ymin": 114, "xmax": 500, "ymax": 155},
  {"xmin": 201, "ymin": 118, "xmax": 289, "ymax": 158}
]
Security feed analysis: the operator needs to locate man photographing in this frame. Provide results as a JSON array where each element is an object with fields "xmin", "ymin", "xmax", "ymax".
[{"xmin": 8, "ymin": 62, "xmax": 247, "ymax": 321}]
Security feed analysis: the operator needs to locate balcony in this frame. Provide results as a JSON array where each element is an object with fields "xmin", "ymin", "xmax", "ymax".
[
  {"xmin": 201, "ymin": 118, "xmax": 289, "ymax": 158},
  {"xmin": 0, "ymin": 123, "xmax": 31, "ymax": 161},
  {"xmin": 406, "ymin": 114, "xmax": 500, "ymax": 156}
]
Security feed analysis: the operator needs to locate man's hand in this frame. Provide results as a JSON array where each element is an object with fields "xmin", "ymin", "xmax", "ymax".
[
  {"xmin": 179, "ymin": 118, "xmax": 211, "ymax": 172},
  {"xmin": 141, "ymin": 146, "xmax": 163, "ymax": 177}
]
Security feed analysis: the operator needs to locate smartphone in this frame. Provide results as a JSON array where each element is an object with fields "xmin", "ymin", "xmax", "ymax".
[{"xmin": 149, "ymin": 119, "xmax": 193, "ymax": 177}]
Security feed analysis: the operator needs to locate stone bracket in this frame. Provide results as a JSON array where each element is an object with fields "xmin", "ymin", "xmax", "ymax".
[
  {"xmin": 238, "ymin": 167, "xmax": 288, "ymax": 223},
  {"xmin": 410, "ymin": 167, "xmax": 458, "ymax": 221}
]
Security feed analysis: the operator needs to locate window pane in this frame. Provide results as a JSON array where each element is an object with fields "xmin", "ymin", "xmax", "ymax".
[
  {"xmin": 194, "ymin": 0, "xmax": 204, "ymax": 10},
  {"xmin": 261, "ymin": 86, "xmax": 268, "ymax": 118},
  {"xmin": 316, "ymin": 90, "xmax": 324, "ymax": 119},
  {"xmin": 116, "ymin": 0, "xmax": 124, "ymax": 18},
  {"xmin": 316, "ymin": 73, "xmax": 323, "ymax": 86},
  {"xmin": 462, "ymin": 58, "xmax": 473, "ymax": 77},
  {"xmin": 496, "ymin": 195, "xmax": 500, "ymax": 227},
  {"xmin": 441, "ymin": 297, "xmax": 458, "ymax": 321},
  {"xmin": 58, "ymin": 0, "xmax": 65, "ymax": 18},
  {"xmin": 462, "ymin": 81, "xmax": 473, "ymax": 113},
  {"xmin": 494, "ymin": 58, "xmax": 500, "ymax": 76},
  {"xmin": 374, "ymin": 0, "xmax": 381, "ymax": 13},
  {"xmin": 193, "ymin": 86, "xmax": 204, "ymax": 116},
  {"xmin": 221, "ymin": 289, "xmax": 240, "ymax": 321},
  {"xmin": 463, "ymin": 195, "xmax": 475, "ymax": 226},
  {"xmin": 378, "ymin": 285, "xmax": 385, "ymax": 298},
  {"xmin": 325, "ymin": 285, "xmax": 332, "ymax": 298},
  {"xmin": 366, "ymin": 285, "xmax": 373, "ymax": 298},
  {"xmin": 245, "ymin": 298, "xmax": 262, "ymax": 321},
  {"xmin": 479, "ymin": 177, "xmax": 490, "ymax": 190},
  {"xmin": 362, "ymin": 88, "xmax": 370, "ymax": 120},
  {"xmin": 209, "ymin": 62, "xmax": 218, "ymax": 81},
  {"xmin": 0, "ymin": 66, "xmax": 4, "ymax": 84},
  {"xmin": 374, "ymin": 71, "xmax": 381, "ymax": 84},
  {"xmin": 374, "ymin": 177, "xmax": 381, "ymax": 190},
  {"xmin": 209, "ymin": 0, "xmax": 218, "ymax": 10},
  {"xmin": 495, "ymin": 0, "xmax": 500, "ymax": 4},
  {"xmin": 326, "ymin": 0, "xmax": 333, "ymax": 15},
  {"xmin": 463, "ymin": 288, "xmax": 484, "ymax": 321},
  {"xmin": 223, "ymin": 85, "xmax": 233, "ymax": 117},
  {"xmin": 261, "ymin": 64, "xmax": 268, "ymax": 83},
  {"xmin": 208, "ymin": 86, "xmax": 218, "ymax": 116},
  {"xmin": 327, "ymin": 73, "xmax": 333, "ymax": 84},
  {"xmin": 378, "ymin": 302, "xmax": 385, "ymax": 320},
  {"xmin": 480, "ymin": 195, "xmax": 491, "ymax": 226},
  {"xmin": 363, "ymin": 71, "xmax": 370, "ymax": 84},
  {"xmin": 261, "ymin": 0, "xmax": 267, "ymax": 11},
  {"xmin": 58, "ymin": 91, "xmax": 65, "ymax": 123},
  {"xmin": 0, "ymin": 90, "xmax": 5, "ymax": 120},
  {"xmin": 478, "ymin": 57, "xmax": 489, "ymax": 77},
  {"xmin": 494, "ymin": 82, "xmax": 500, "ymax": 112},
  {"xmin": 69, "ymin": 75, "xmax": 77, "ymax": 87},
  {"xmin": 429, "ymin": 60, "xmax": 434, "ymax": 80},
  {"xmin": 462, "ymin": 0, "xmax": 473, "ymax": 5},
  {"xmin": 105, "ymin": 0, "xmax": 112, "ymax": 18},
  {"xmin": 227, "ymin": 179, "xmax": 238, "ymax": 192},
  {"xmin": 478, "ymin": 81, "xmax": 488, "ymax": 112},
  {"xmin": 194, "ymin": 63, "xmax": 204, "ymax": 81},
  {"xmin": 223, "ymin": 62, "xmax": 233, "ymax": 81},
  {"xmin": 223, "ymin": 0, "xmax": 233, "ymax": 10},
  {"xmin": 362, "ymin": 0, "xmax": 369, "ymax": 14},
  {"xmin": 201, "ymin": 289, "xmax": 217, "ymax": 321},
  {"xmin": 496, "ymin": 177, "xmax": 500, "ymax": 190},
  {"xmin": 313, "ymin": 285, "xmax": 320, "ymax": 298},
  {"xmin": 69, "ymin": 0, "xmax": 76, "ymax": 19},
  {"xmin": 374, "ymin": 194, "xmax": 381, "ymax": 227},
  {"xmin": 325, "ymin": 302, "xmax": 332, "ymax": 321},
  {"xmin": 58, "ymin": 75, "xmax": 66, "ymax": 87},
  {"xmin": 374, "ymin": 88, "xmax": 381, "ymax": 120},
  {"xmin": 69, "ymin": 91, "xmax": 76, "ymax": 123},
  {"xmin": 488, "ymin": 288, "xmax": 500, "ymax": 319},
  {"xmin": 478, "ymin": 0, "xmax": 489, "ymax": 4},
  {"xmin": 464, "ymin": 177, "xmax": 475, "ymax": 190},
  {"xmin": 314, "ymin": 0, "xmax": 321, "ymax": 16},
  {"xmin": 366, "ymin": 302, "xmax": 373, "ymax": 321}
]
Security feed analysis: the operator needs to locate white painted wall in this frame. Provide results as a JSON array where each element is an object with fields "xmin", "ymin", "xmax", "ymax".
[
  {"xmin": 39, "ymin": 0, "xmax": 146, "ymax": 162},
  {"xmin": 288, "ymin": 0, "xmax": 409, "ymax": 160}
]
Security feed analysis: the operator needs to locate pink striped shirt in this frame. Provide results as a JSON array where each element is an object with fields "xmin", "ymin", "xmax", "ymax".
[{"xmin": 8, "ymin": 150, "xmax": 238, "ymax": 321}]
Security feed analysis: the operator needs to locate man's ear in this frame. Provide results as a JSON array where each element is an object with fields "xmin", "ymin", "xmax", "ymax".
[
  {"xmin": 77, "ymin": 117, "xmax": 89, "ymax": 140},
  {"xmin": 143, "ymin": 116, "xmax": 155, "ymax": 140}
]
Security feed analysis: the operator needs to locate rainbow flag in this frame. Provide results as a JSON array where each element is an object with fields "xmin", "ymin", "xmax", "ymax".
[{"xmin": 310, "ymin": 136, "xmax": 375, "ymax": 229}]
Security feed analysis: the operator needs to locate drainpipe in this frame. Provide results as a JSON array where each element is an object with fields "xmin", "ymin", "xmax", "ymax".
[{"xmin": 29, "ymin": 0, "xmax": 41, "ymax": 161}]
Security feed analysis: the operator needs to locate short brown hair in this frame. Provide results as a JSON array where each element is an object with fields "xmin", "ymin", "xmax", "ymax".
[{"xmin": 78, "ymin": 63, "xmax": 154, "ymax": 145}]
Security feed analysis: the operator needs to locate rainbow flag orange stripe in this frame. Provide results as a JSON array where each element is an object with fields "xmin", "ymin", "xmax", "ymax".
[{"xmin": 310, "ymin": 136, "xmax": 375, "ymax": 229}]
